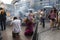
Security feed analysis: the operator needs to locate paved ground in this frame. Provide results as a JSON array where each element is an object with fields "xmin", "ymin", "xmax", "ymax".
[
  {"xmin": 1, "ymin": 22, "xmax": 60, "ymax": 40},
  {"xmin": 1, "ymin": 26, "xmax": 32, "ymax": 40},
  {"xmin": 38, "ymin": 22, "xmax": 60, "ymax": 40}
]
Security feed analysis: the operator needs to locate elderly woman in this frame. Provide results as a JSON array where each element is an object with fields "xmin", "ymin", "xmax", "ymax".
[{"xmin": 24, "ymin": 13, "xmax": 34, "ymax": 36}]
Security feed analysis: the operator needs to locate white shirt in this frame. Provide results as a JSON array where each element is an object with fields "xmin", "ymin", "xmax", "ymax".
[
  {"xmin": 40, "ymin": 11, "xmax": 45, "ymax": 18},
  {"xmin": 11, "ymin": 19, "xmax": 21, "ymax": 33}
]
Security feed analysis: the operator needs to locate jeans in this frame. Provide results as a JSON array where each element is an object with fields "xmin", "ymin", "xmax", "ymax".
[
  {"xmin": 40, "ymin": 18, "xmax": 45, "ymax": 28},
  {"xmin": 0, "ymin": 20, "xmax": 6, "ymax": 30}
]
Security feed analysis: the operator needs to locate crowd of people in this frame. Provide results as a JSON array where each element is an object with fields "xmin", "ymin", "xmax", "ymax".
[
  {"xmin": 35, "ymin": 7, "xmax": 58, "ymax": 29},
  {"xmin": 0, "ymin": 7, "xmax": 60, "ymax": 39}
]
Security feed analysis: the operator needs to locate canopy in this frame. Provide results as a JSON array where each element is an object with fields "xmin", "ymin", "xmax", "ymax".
[{"xmin": 43, "ymin": 6, "xmax": 53, "ymax": 8}]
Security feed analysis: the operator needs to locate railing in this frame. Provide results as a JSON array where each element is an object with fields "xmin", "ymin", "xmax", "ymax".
[
  {"xmin": 0, "ymin": 28, "xmax": 2, "ymax": 40},
  {"xmin": 32, "ymin": 20, "xmax": 39, "ymax": 40},
  {"xmin": 0, "ymin": 32, "xmax": 2, "ymax": 40}
]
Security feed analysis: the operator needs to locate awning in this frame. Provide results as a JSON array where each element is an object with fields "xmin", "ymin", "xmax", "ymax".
[{"xmin": 43, "ymin": 6, "xmax": 53, "ymax": 8}]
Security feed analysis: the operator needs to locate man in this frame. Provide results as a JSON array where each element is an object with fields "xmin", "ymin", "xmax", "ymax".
[
  {"xmin": 11, "ymin": 17, "xmax": 21, "ymax": 38},
  {"xmin": 39, "ymin": 9, "xmax": 45, "ymax": 28},
  {"xmin": 0, "ymin": 8, "xmax": 6, "ymax": 31}
]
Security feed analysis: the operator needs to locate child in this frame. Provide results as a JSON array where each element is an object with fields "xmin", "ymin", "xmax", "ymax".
[{"xmin": 11, "ymin": 17, "xmax": 21, "ymax": 38}]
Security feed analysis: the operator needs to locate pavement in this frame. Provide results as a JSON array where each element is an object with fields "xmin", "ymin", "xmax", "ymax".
[
  {"xmin": 1, "ymin": 26, "xmax": 32, "ymax": 40},
  {"xmin": 1, "ymin": 22, "xmax": 60, "ymax": 40},
  {"xmin": 38, "ymin": 22, "xmax": 60, "ymax": 40}
]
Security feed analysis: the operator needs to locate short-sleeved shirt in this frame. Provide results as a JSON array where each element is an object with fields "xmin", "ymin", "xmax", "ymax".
[{"xmin": 12, "ymin": 19, "xmax": 21, "ymax": 33}]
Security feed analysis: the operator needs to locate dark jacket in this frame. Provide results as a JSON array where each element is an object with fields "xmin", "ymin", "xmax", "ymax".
[{"xmin": 0, "ymin": 12, "xmax": 6, "ymax": 21}]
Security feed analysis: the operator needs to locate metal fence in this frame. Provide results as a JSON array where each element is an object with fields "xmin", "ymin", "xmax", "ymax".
[{"xmin": 32, "ymin": 20, "xmax": 39, "ymax": 40}]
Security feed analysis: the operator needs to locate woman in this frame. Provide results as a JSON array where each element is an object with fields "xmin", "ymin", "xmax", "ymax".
[
  {"xmin": 48, "ymin": 9, "xmax": 57, "ymax": 28},
  {"xmin": 24, "ymin": 13, "xmax": 34, "ymax": 36}
]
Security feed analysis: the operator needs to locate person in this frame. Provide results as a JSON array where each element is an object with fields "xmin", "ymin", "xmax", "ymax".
[
  {"xmin": 48, "ymin": 9, "xmax": 57, "ymax": 29},
  {"xmin": 56, "ymin": 11, "xmax": 60, "ymax": 29},
  {"xmin": 39, "ymin": 9, "xmax": 45, "ymax": 28},
  {"xmin": 24, "ymin": 13, "xmax": 34, "ymax": 36},
  {"xmin": 11, "ymin": 17, "xmax": 21, "ymax": 38},
  {"xmin": 0, "ymin": 8, "xmax": 6, "ymax": 31}
]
